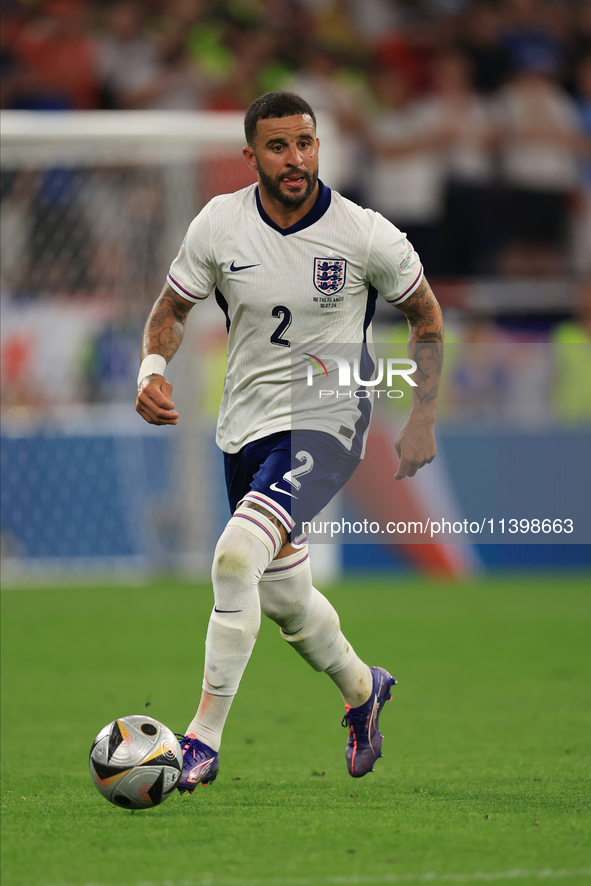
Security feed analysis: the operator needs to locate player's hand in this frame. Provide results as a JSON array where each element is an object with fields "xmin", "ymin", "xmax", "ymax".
[
  {"xmin": 394, "ymin": 416, "xmax": 436, "ymax": 479},
  {"xmin": 136, "ymin": 375, "xmax": 179, "ymax": 426}
]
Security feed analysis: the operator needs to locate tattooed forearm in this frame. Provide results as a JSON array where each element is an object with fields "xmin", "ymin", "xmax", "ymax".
[
  {"xmin": 397, "ymin": 277, "xmax": 444, "ymax": 344},
  {"xmin": 412, "ymin": 341, "xmax": 443, "ymax": 405},
  {"xmin": 141, "ymin": 284, "xmax": 194, "ymax": 363},
  {"xmin": 395, "ymin": 275, "xmax": 444, "ymax": 409}
]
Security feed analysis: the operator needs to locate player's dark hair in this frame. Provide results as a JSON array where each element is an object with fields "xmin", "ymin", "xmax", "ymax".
[{"xmin": 244, "ymin": 92, "xmax": 317, "ymax": 146}]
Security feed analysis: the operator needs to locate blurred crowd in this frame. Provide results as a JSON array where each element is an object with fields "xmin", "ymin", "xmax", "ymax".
[{"xmin": 1, "ymin": 0, "xmax": 591, "ymax": 279}]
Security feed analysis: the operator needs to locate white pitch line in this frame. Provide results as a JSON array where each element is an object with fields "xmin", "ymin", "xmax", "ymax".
[{"xmin": 47, "ymin": 867, "xmax": 591, "ymax": 886}]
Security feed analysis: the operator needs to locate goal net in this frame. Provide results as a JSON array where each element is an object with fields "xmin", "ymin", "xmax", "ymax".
[{"xmin": 0, "ymin": 110, "xmax": 341, "ymax": 584}]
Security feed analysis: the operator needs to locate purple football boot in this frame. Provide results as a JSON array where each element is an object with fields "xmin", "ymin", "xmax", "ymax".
[
  {"xmin": 175, "ymin": 734, "xmax": 219, "ymax": 793},
  {"xmin": 341, "ymin": 666, "xmax": 397, "ymax": 778}
]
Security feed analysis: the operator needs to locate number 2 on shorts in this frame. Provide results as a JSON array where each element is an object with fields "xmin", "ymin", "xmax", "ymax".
[{"xmin": 283, "ymin": 451, "xmax": 314, "ymax": 491}]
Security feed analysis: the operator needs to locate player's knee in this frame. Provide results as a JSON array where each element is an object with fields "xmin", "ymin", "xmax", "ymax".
[
  {"xmin": 258, "ymin": 546, "xmax": 312, "ymax": 628},
  {"xmin": 259, "ymin": 589, "xmax": 306, "ymax": 627},
  {"xmin": 258, "ymin": 588, "xmax": 287, "ymax": 622},
  {"xmin": 259, "ymin": 577, "xmax": 312, "ymax": 627},
  {"xmin": 212, "ymin": 528, "xmax": 258, "ymax": 585},
  {"xmin": 280, "ymin": 590, "xmax": 342, "ymax": 671},
  {"xmin": 212, "ymin": 505, "xmax": 283, "ymax": 587},
  {"xmin": 224, "ymin": 502, "xmax": 284, "ymax": 564}
]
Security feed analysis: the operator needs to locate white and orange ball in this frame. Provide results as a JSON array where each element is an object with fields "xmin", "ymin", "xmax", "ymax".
[{"xmin": 89, "ymin": 715, "xmax": 182, "ymax": 809}]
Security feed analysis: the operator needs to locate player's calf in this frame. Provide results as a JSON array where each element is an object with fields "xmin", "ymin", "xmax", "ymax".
[
  {"xmin": 205, "ymin": 507, "xmax": 283, "ymax": 696},
  {"xmin": 184, "ymin": 505, "xmax": 287, "ymax": 759}
]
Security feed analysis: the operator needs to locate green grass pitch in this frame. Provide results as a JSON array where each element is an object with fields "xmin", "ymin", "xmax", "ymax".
[{"xmin": 1, "ymin": 572, "xmax": 590, "ymax": 886}]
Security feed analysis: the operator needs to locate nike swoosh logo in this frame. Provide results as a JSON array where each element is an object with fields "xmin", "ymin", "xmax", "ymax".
[
  {"xmin": 188, "ymin": 759, "xmax": 214, "ymax": 782},
  {"xmin": 230, "ymin": 261, "xmax": 260, "ymax": 272},
  {"xmin": 269, "ymin": 482, "xmax": 297, "ymax": 499},
  {"xmin": 214, "ymin": 607, "xmax": 242, "ymax": 613}
]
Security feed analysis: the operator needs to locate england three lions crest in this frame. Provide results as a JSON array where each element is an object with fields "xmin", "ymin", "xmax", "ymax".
[{"xmin": 314, "ymin": 258, "xmax": 347, "ymax": 294}]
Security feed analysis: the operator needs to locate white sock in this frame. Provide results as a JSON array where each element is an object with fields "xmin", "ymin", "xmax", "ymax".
[
  {"xmin": 259, "ymin": 548, "xmax": 373, "ymax": 707},
  {"xmin": 186, "ymin": 507, "xmax": 282, "ymax": 750},
  {"xmin": 186, "ymin": 691, "xmax": 232, "ymax": 752},
  {"xmin": 327, "ymin": 657, "xmax": 373, "ymax": 709}
]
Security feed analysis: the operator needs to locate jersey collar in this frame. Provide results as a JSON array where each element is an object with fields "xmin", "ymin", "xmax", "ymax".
[{"xmin": 255, "ymin": 180, "xmax": 331, "ymax": 235}]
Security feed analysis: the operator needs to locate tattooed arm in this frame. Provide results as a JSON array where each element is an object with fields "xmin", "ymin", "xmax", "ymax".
[
  {"xmin": 135, "ymin": 283, "xmax": 194, "ymax": 426},
  {"xmin": 392, "ymin": 275, "xmax": 444, "ymax": 479}
]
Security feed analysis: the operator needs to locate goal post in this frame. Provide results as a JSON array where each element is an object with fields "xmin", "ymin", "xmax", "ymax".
[{"xmin": 0, "ymin": 110, "xmax": 341, "ymax": 585}]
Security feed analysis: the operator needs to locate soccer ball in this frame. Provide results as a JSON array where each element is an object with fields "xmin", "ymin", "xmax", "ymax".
[{"xmin": 89, "ymin": 715, "xmax": 183, "ymax": 809}]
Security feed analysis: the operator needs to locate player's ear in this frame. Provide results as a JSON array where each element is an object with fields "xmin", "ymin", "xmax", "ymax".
[{"xmin": 243, "ymin": 146, "xmax": 257, "ymax": 171}]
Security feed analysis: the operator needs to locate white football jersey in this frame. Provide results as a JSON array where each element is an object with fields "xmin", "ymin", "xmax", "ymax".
[{"xmin": 167, "ymin": 181, "xmax": 423, "ymax": 454}]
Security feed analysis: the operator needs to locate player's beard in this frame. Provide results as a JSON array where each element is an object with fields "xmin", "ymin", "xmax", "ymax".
[{"xmin": 256, "ymin": 162, "xmax": 319, "ymax": 209}]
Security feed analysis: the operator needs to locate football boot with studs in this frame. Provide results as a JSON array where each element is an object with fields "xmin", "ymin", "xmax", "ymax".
[
  {"xmin": 341, "ymin": 666, "xmax": 396, "ymax": 778},
  {"xmin": 175, "ymin": 734, "xmax": 219, "ymax": 793}
]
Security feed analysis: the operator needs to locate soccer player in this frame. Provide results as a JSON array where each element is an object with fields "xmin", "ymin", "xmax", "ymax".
[{"xmin": 136, "ymin": 92, "xmax": 443, "ymax": 791}]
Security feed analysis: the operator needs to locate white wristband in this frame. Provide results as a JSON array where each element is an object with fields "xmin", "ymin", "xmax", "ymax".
[{"xmin": 137, "ymin": 354, "xmax": 167, "ymax": 386}]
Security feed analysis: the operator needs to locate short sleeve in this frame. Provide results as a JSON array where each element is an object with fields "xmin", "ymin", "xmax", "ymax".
[
  {"xmin": 167, "ymin": 203, "xmax": 217, "ymax": 302},
  {"xmin": 366, "ymin": 212, "xmax": 423, "ymax": 306}
]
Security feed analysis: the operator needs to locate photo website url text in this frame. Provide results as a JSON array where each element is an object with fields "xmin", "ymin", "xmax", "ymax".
[{"xmin": 302, "ymin": 518, "xmax": 575, "ymax": 538}]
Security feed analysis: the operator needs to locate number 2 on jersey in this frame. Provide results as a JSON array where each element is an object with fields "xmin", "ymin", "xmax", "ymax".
[{"xmin": 271, "ymin": 305, "xmax": 292, "ymax": 348}]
